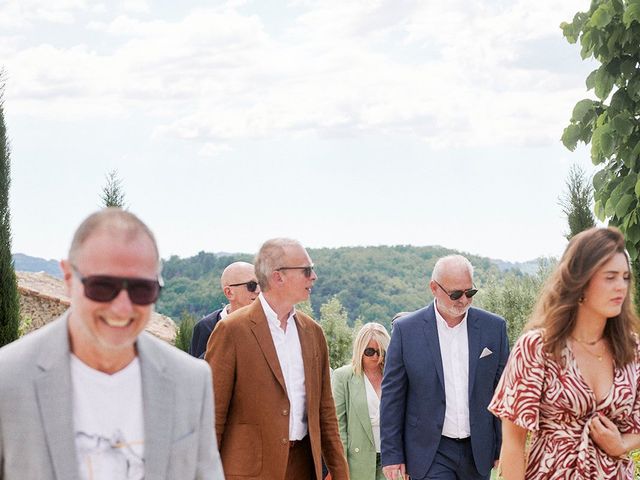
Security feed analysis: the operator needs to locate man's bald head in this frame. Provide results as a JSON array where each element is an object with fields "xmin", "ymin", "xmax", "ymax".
[
  {"xmin": 221, "ymin": 261, "xmax": 259, "ymax": 312},
  {"xmin": 221, "ymin": 262, "xmax": 255, "ymax": 289}
]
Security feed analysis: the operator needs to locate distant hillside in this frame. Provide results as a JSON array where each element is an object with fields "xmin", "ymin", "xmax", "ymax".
[
  {"xmin": 12, "ymin": 253, "xmax": 62, "ymax": 278},
  {"xmin": 14, "ymin": 248, "xmax": 546, "ymax": 329},
  {"xmin": 492, "ymin": 258, "xmax": 545, "ymax": 276},
  {"xmin": 155, "ymin": 246, "xmax": 544, "ymax": 328}
]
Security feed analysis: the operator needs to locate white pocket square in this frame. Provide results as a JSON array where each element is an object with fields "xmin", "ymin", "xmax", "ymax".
[{"xmin": 479, "ymin": 347, "xmax": 493, "ymax": 359}]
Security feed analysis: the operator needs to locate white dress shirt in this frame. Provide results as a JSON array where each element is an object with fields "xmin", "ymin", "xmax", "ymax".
[
  {"xmin": 434, "ymin": 299, "xmax": 470, "ymax": 439},
  {"xmin": 363, "ymin": 375, "xmax": 381, "ymax": 453},
  {"xmin": 258, "ymin": 293, "xmax": 308, "ymax": 440}
]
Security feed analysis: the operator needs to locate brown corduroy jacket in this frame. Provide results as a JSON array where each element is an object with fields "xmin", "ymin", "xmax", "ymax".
[{"xmin": 205, "ymin": 299, "xmax": 349, "ymax": 480}]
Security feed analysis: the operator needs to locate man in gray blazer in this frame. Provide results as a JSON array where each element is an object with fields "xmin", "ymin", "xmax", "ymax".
[{"xmin": 0, "ymin": 208, "xmax": 224, "ymax": 480}]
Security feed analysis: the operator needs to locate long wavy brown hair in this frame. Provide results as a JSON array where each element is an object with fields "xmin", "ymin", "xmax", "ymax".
[{"xmin": 526, "ymin": 227, "xmax": 639, "ymax": 366}]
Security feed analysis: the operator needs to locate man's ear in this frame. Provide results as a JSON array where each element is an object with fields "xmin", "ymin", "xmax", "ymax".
[
  {"xmin": 60, "ymin": 260, "xmax": 73, "ymax": 296},
  {"xmin": 428, "ymin": 280, "xmax": 438, "ymax": 297},
  {"xmin": 271, "ymin": 270, "xmax": 284, "ymax": 287},
  {"xmin": 223, "ymin": 286, "xmax": 233, "ymax": 302}
]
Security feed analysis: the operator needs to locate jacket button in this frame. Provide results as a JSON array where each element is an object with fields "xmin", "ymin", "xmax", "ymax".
[
  {"xmin": 281, "ymin": 438, "xmax": 288, "ymax": 445},
  {"xmin": 354, "ymin": 447, "xmax": 360, "ymax": 453},
  {"xmin": 282, "ymin": 409, "xmax": 288, "ymax": 415}
]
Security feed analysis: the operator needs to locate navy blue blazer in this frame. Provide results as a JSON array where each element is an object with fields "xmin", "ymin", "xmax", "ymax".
[
  {"xmin": 189, "ymin": 307, "xmax": 224, "ymax": 358},
  {"xmin": 380, "ymin": 303, "xmax": 509, "ymax": 478}
]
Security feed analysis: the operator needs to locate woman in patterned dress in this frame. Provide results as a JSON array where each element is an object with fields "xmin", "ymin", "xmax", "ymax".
[{"xmin": 489, "ymin": 227, "xmax": 640, "ymax": 479}]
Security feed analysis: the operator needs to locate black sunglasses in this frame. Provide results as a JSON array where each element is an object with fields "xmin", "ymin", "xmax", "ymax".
[
  {"xmin": 364, "ymin": 347, "xmax": 382, "ymax": 357},
  {"xmin": 434, "ymin": 280, "xmax": 478, "ymax": 301},
  {"xmin": 276, "ymin": 265, "xmax": 315, "ymax": 278},
  {"xmin": 228, "ymin": 280, "xmax": 259, "ymax": 293},
  {"xmin": 72, "ymin": 265, "xmax": 162, "ymax": 305}
]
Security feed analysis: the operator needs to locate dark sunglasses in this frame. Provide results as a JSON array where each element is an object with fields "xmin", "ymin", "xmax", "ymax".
[
  {"xmin": 276, "ymin": 265, "xmax": 315, "ymax": 278},
  {"xmin": 72, "ymin": 265, "xmax": 162, "ymax": 305},
  {"xmin": 434, "ymin": 280, "xmax": 478, "ymax": 301},
  {"xmin": 228, "ymin": 280, "xmax": 259, "ymax": 293},
  {"xmin": 364, "ymin": 347, "xmax": 382, "ymax": 357}
]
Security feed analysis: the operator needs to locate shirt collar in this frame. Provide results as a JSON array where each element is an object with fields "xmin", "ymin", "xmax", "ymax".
[
  {"xmin": 434, "ymin": 299, "xmax": 468, "ymax": 330},
  {"xmin": 219, "ymin": 304, "xmax": 230, "ymax": 320},
  {"xmin": 258, "ymin": 292, "xmax": 296, "ymax": 329}
]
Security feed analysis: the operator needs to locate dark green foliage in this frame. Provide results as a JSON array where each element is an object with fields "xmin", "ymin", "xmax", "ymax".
[
  {"xmin": 174, "ymin": 311, "xmax": 196, "ymax": 352},
  {"xmin": 0, "ymin": 76, "xmax": 20, "ymax": 346},
  {"xmin": 157, "ymin": 252, "xmax": 253, "ymax": 321},
  {"xmin": 100, "ymin": 170, "xmax": 126, "ymax": 208},
  {"xmin": 309, "ymin": 245, "xmax": 499, "ymax": 330},
  {"xmin": 558, "ymin": 163, "xmax": 596, "ymax": 240},
  {"xmin": 561, "ymin": 0, "xmax": 640, "ymax": 307}
]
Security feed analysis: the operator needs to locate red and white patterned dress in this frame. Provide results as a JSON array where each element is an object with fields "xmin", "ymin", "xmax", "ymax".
[{"xmin": 489, "ymin": 329, "xmax": 640, "ymax": 479}]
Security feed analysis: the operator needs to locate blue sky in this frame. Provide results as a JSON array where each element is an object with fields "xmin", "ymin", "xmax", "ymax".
[{"xmin": 3, "ymin": 0, "xmax": 600, "ymax": 263}]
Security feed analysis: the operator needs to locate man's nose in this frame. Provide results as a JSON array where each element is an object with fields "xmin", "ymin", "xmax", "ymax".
[{"xmin": 109, "ymin": 288, "xmax": 135, "ymax": 315}]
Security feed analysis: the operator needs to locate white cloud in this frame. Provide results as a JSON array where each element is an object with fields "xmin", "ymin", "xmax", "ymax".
[
  {"xmin": 2, "ymin": 0, "xmax": 596, "ymax": 147},
  {"xmin": 120, "ymin": 0, "xmax": 150, "ymax": 15},
  {"xmin": 198, "ymin": 142, "xmax": 232, "ymax": 158},
  {"xmin": 0, "ymin": 0, "xmax": 90, "ymax": 28}
]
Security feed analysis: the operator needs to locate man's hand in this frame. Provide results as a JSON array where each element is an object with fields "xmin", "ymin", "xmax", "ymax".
[
  {"xmin": 382, "ymin": 463, "xmax": 409, "ymax": 480},
  {"xmin": 589, "ymin": 413, "xmax": 626, "ymax": 457}
]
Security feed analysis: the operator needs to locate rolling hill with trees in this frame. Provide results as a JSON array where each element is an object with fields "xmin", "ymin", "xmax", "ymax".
[{"xmin": 155, "ymin": 245, "xmax": 540, "ymax": 332}]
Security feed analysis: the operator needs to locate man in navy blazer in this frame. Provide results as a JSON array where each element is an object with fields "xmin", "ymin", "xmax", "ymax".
[
  {"xmin": 189, "ymin": 261, "xmax": 260, "ymax": 358},
  {"xmin": 380, "ymin": 255, "xmax": 509, "ymax": 480}
]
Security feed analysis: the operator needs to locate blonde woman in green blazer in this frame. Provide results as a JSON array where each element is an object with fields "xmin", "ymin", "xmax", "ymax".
[{"xmin": 332, "ymin": 323, "xmax": 390, "ymax": 480}]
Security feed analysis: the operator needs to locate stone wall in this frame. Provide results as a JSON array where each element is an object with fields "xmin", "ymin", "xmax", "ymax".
[{"xmin": 19, "ymin": 292, "xmax": 69, "ymax": 332}]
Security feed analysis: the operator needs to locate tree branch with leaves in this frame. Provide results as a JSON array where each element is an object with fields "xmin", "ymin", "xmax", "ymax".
[{"xmin": 561, "ymin": 0, "xmax": 640, "ymax": 306}]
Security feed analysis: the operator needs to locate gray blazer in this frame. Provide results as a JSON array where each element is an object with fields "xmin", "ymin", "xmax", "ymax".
[{"xmin": 0, "ymin": 313, "xmax": 225, "ymax": 480}]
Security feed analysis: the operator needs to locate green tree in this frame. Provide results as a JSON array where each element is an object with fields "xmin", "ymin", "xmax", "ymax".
[
  {"xmin": 295, "ymin": 300, "xmax": 315, "ymax": 318},
  {"xmin": 477, "ymin": 260, "xmax": 554, "ymax": 346},
  {"xmin": 0, "ymin": 73, "xmax": 20, "ymax": 346},
  {"xmin": 100, "ymin": 169, "xmax": 126, "ymax": 208},
  {"xmin": 174, "ymin": 311, "xmax": 197, "ymax": 352},
  {"xmin": 319, "ymin": 296, "xmax": 353, "ymax": 369},
  {"xmin": 561, "ymin": 1, "xmax": 640, "ymax": 306},
  {"xmin": 558, "ymin": 163, "xmax": 597, "ymax": 240}
]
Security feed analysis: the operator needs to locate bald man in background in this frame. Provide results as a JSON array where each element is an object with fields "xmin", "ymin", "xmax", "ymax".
[{"xmin": 189, "ymin": 261, "xmax": 260, "ymax": 358}]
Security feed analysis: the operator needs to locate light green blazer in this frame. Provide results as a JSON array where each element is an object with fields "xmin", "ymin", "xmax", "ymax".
[{"xmin": 331, "ymin": 364, "xmax": 383, "ymax": 480}]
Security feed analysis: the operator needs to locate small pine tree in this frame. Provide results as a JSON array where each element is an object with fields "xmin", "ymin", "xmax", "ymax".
[
  {"xmin": 100, "ymin": 170, "xmax": 126, "ymax": 208},
  {"xmin": 558, "ymin": 163, "xmax": 596, "ymax": 240},
  {"xmin": 0, "ymin": 73, "xmax": 21, "ymax": 346},
  {"xmin": 319, "ymin": 296, "xmax": 353, "ymax": 369}
]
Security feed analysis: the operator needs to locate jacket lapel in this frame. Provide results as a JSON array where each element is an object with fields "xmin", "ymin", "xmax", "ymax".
[
  {"xmin": 35, "ymin": 314, "xmax": 80, "ymax": 480},
  {"xmin": 349, "ymin": 373, "xmax": 375, "ymax": 446},
  {"xmin": 466, "ymin": 308, "xmax": 482, "ymax": 397},
  {"xmin": 138, "ymin": 334, "xmax": 175, "ymax": 480},
  {"xmin": 295, "ymin": 313, "xmax": 318, "ymax": 406},
  {"xmin": 423, "ymin": 304, "xmax": 445, "ymax": 391},
  {"xmin": 250, "ymin": 301, "xmax": 287, "ymax": 393}
]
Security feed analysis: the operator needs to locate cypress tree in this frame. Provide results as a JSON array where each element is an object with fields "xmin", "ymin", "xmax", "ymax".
[
  {"xmin": 558, "ymin": 163, "xmax": 596, "ymax": 240},
  {"xmin": 0, "ymin": 73, "xmax": 21, "ymax": 345},
  {"xmin": 100, "ymin": 169, "xmax": 126, "ymax": 208}
]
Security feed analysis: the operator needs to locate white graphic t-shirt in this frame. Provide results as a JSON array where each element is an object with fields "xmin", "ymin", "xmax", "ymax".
[{"xmin": 71, "ymin": 355, "xmax": 145, "ymax": 480}]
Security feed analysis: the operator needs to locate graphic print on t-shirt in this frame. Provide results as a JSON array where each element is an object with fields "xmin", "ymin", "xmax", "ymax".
[{"xmin": 76, "ymin": 430, "xmax": 144, "ymax": 480}]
